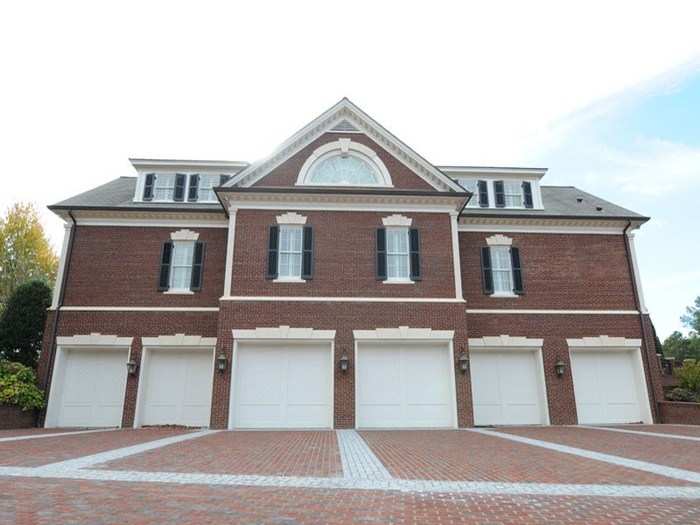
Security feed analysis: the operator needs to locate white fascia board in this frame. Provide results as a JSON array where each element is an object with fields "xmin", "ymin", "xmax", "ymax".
[
  {"xmin": 353, "ymin": 327, "xmax": 454, "ymax": 341},
  {"xmin": 130, "ymin": 158, "xmax": 249, "ymax": 171},
  {"xmin": 458, "ymin": 221, "xmax": 627, "ymax": 235},
  {"xmin": 232, "ymin": 326, "xmax": 336, "ymax": 341},
  {"xmin": 141, "ymin": 334, "xmax": 217, "ymax": 347},
  {"xmin": 222, "ymin": 296, "xmax": 464, "ymax": 303},
  {"xmin": 468, "ymin": 335, "xmax": 543, "ymax": 348},
  {"xmin": 73, "ymin": 218, "xmax": 228, "ymax": 228},
  {"xmin": 60, "ymin": 306, "xmax": 219, "ymax": 312},
  {"xmin": 466, "ymin": 309, "xmax": 638, "ymax": 315},
  {"xmin": 439, "ymin": 166, "xmax": 547, "ymax": 177},
  {"xmin": 566, "ymin": 336, "xmax": 642, "ymax": 349},
  {"xmin": 56, "ymin": 333, "xmax": 133, "ymax": 347}
]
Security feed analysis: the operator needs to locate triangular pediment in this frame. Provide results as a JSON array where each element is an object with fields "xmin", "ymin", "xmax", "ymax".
[{"xmin": 226, "ymin": 98, "xmax": 463, "ymax": 192}]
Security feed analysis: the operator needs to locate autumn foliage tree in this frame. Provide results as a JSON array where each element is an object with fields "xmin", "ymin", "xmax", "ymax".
[{"xmin": 0, "ymin": 203, "xmax": 58, "ymax": 311}]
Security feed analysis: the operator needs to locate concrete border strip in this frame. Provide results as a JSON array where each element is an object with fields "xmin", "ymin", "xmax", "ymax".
[
  {"xmin": 337, "ymin": 430, "xmax": 392, "ymax": 480},
  {"xmin": 0, "ymin": 428, "xmax": 117, "ymax": 443},
  {"xmin": 580, "ymin": 425, "xmax": 700, "ymax": 443}
]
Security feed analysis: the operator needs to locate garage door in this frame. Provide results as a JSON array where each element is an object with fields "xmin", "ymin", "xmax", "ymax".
[
  {"xmin": 232, "ymin": 343, "xmax": 333, "ymax": 429},
  {"xmin": 139, "ymin": 349, "xmax": 214, "ymax": 427},
  {"xmin": 570, "ymin": 350, "xmax": 649, "ymax": 424},
  {"xmin": 52, "ymin": 348, "xmax": 128, "ymax": 427},
  {"xmin": 356, "ymin": 343, "xmax": 455, "ymax": 429},
  {"xmin": 470, "ymin": 350, "xmax": 548, "ymax": 426}
]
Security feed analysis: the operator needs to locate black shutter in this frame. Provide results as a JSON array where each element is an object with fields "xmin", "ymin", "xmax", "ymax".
[
  {"xmin": 494, "ymin": 181, "xmax": 505, "ymax": 208},
  {"xmin": 266, "ymin": 226, "xmax": 279, "ymax": 279},
  {"xmin": 143, "ymin": 173, "xmax": 155, "ymax": 201},
  {"xmin": 477, "ymin": 180, "xmax": 489, "ymax": 207},
  {"xmin": 302, "ymin": 226, "xmax": 314, "ymax": 279},
  {"xmin": 190, "ymin": 241, "xmax": 205, "ymax": 291},
  {"xmin": 158, "ymin": 242, "xmax": 173, "ymax": 291},
  {"xmin": 219, "ymin": 174, "xmax": 232, "ymax": 186},
  {"xmin": 522, "ymin": 181, "xmax": 533, "ymax": 208},
  {"xmin": 480, "ymin": 247, "xmax": 494, "ymax": 295},
  {"xmin": 409, "ymin": 228, "xmax": 421, "ymax": 281},
  {"xmin": 188, "ymin": 174, "xmax": 200, "ymax": 202},
  {"xmin": 511, "ymin": 247, "xmax": 524, "ymax": 295},
  {"xmin": 174, "ymin": 174, "xmax": 187, "ymax": 202},
  {"xmin": 376, "ymin": 228, "xmax": 387, "ymax": 280}
]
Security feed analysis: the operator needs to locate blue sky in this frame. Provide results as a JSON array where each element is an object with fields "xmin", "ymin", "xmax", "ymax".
[{"xmin": 531, "ymin": 62, "xmax": 700, "ymax": 338}]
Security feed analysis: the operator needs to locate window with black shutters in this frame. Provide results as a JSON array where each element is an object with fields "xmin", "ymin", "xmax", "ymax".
[{"xmin": 480, "ymin": 244, "xmax": 524, "ymax": 296}]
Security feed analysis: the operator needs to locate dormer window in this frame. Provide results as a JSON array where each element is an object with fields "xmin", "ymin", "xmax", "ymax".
[
  {"xmin": 297, "ymin": 139, "xmax": 392, "ymax": 187},
  {"xmin": 142, "ymin": 173, "xmax": 226, "ymax": 203},
  {"xmin": 154, "ymin": 174, "xmax": 176, "ymax": 201}
]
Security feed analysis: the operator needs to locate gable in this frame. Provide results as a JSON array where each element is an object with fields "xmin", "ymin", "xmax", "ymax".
[
  {"xmin": 227, "ymin": 98, "xmax": 464, "ymax": 193},
  {"xmin": 253, "ymin": 131, "xmax": 435, "ymax": 190}
]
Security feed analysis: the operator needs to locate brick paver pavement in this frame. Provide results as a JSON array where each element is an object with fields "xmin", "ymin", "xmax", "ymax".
[
  {"xmin": 0, "ymin": 428, "xmax": 191, "ymax": 467},
  {"xmin": 1, "ymin": 476, "xmax": 698, "ymax": 525},
  {"xmin": 360, "ymin": 430, "xmax": 692, "ymax": 485},
  {"xmin": 102, "ymin": 430, "xmax": 343, "ymax": 477},
  {"xmin": 498, "ymin": 426, "xmax": 700, "ymax": 472}
]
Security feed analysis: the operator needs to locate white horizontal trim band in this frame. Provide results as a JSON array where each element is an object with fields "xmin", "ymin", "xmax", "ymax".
[
  {"xmin": 59, "ymin": 306, "xmax": 219, "ymax": 312},
  {"xmin": 222, "ymin": 296, "xmax": 465, "ymax": 303},
  {"xmin": 459, "ymin": 224, "xmax": 624, "ymax": 235},
  {"xmin": 74, "ymin": 219, "xmax": 228, "ymax": 228},
  {"xmin": 466, "ymin": 309, "xmax": 639, "ymax": 315}
]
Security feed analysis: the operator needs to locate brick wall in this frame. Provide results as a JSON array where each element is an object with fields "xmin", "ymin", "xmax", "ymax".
[
  {"xmin": 253, "ymin": 132, "xmax": 435, "ymax": 190},
  {"xmin": 0, "ymin": 405, "xmax": 36, "ymax": 429},
  {"xmin": 230, "ymin": 210, "xmax": 455, "ymax": 298},
  {"xmin": 658, "ymin": 401, "xmax": 700, "ymax": 425},
  {"xmin": 62, "ymin": 226, "xmax": 227, "ymax": 307},
  {"xmin": 460, "ymin": 232, "xmax": 637, "ymax": 310}
]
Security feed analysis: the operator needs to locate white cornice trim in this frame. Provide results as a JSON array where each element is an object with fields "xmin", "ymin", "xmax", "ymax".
[
  {"xmin": 485, "ymin": 234, "xmax": 512, "ymax": 246},
  {"xmin": 57, "ymin": 333, "xmax": 133, "ymax": 347},
  {"xmin": 466, "ymin": 309, "xmax": 639, "ymax": 315},
  {"xmin": 353, "ymin": 326, "xmax": 454, "ymax": 341},
  {"xmin": 276, "ymin": 212, "xmax": 307, "ymax": 225},
  {"xmin": 567, "ymin": 336, "xmax": 642, "ymax": 349},
  {"xmin": 59, "ymin": 306, "xmax": 219, "ymax": 312},
  {"xmin": 170, "ymin": 229, "xmax": 200, "ymax": 241},
  {"xmin": 222, "ymin": 296, "xmax": 464, "ymax": 303},
  {"xmin": 72, "ymin": 218, "xmax": 228, "ymax": 228},
  {"xmin": 226, "ymin": 98, "xmax": 464, "ymax": 193},
  {"xmin": 233, "ymin": 325, "xmax": 336, "ymax": 341},
  {"xmin": 469, "ymin": 335, "xmax": 543, "ymax": 348},
  {"xmin": 142, "ymin": 334, "xmax": 217, "ymax": 347},
  {"xmin": 382, "ymin": 214, "xmax": 413, "ymax": 227},
  {"xmin": 130, "ymin": 158, "xmax": 249, "ymax": 170},
  {"xmin": 439, "ymin": 166, "xmax": 547, "ymax": 176},
  {"xmin": 458, "ymin": 217, "xmax": 632, "ymax": 235}
]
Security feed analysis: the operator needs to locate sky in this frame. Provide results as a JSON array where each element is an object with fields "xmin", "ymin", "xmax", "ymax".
[{"xmin": 0, "ymin": 1, "xmax": 698, "ymax": 338}]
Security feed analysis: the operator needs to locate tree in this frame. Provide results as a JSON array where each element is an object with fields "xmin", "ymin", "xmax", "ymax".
[
  {"xmin": 0, "ymin": 281, "xmax": 52, "ymax": 368},
  {"xmin": 681, "ymin": 296, "xmax": 700, "ymax": 335},
  {"xmin": 0, "ymin": 203, "xmax": 58, "ymax": 311},
  {"xmin": 663, "ymin": 331, "xmax": 700, "ymax": 362}
]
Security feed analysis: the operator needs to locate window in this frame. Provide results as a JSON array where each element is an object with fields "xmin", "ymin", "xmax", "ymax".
[
  {"xmin": 386, "ymin": 228, "xmax": 410, "ymax": 281},
  {"xmin": 153, "ymin": 174, "xmax": 176, "ymax": 201},
  {"xmin": 458, "ymin": 179, "xmax": 479, "ymax": 207},
  {"xmin": 308, "ymin": 154, "xmax": 382, "ymax": 185},
  {"xmin": 503, "ymin": 181, "xmax": 524, "ymax": 208},
  {"xmin": 170, "ymin": 242, "xmax": 194, "ymax": 291},
  {"xmin": 490, "ymin": 246, "xmax": 513, "ymax": 293},
  {"xmin": 278, "ymin": 225, "xmax": 303, "ymax": 279},
  {"xmin": 197, "ymin": 174, "xmax": 219, "ymax": 202}
]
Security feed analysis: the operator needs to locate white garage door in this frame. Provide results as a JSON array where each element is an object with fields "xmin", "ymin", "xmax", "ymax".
[
  {"xmin": 52, "ymin": 348, "xmax": 128, "ymax": 427},
  {"xmin": 232, "ymin": 343, "xmax": 333, "ymax": 429},
  {"xmin": 139, "ymin": 349, "xmax": 214, "ymax": 427},
  {"xmin": 356, "ymin": 343, "xmax": 455, "ymax": 429},
  {"xmin": 570, "ymin": 350, "xmax": 649, "ymax": 424},
  {"xmin": 470, "ymin": 350, "xmax": 548, "ymax": 426}
]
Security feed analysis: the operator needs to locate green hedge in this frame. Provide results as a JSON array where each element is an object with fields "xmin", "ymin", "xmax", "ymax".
[{"xmin": 0, "ymin": 360, "xmax": 44, "ymax": 411}]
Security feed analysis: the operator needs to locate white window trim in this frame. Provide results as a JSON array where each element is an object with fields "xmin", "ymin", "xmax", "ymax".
[
  {"xmin": 382, "ymin": 214, "xmax": 412, "ymax": 227},
  {"xmin": 276, "ymin": 212, "xmax": 307, "ymax": 225},
  {"xmin": 296, "ymin": 139, "xmax": 393, "ymax": 187},
  {"xmin": 170, "ymin": 229, "xmax": 200, "ymax": 241},
  {"xmin": 276, "ymin": 224, "xmax": 304, "ymax": 281},
  {"xmin": 142, "ymin": 173, "xmax": 221, "ymax": 204},
  {"xmin": 232, "ymin": 325, "xmax": 336, "ymax": 341},
  {"xmin": 385, "ymin": 226, "xmax": 411, "ymax": 283},
  {"xmin": 485, "ymin": 234, "xmax": 513, "ymax": 246},
  {"xmin": 489, "ymin": 245, "xmax": 516, "ymax": 297},
  {"xmin": 167, "ymin": 240, "xmax": 196, "ymax": 293}
]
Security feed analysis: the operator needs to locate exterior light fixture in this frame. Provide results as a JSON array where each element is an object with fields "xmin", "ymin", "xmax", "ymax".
[
  {"xmin": 554, "ymin": 359, "xmax": 566, "ymax": 377},
  {"xmin": 216, "ymin": 353, "xmax": 228, "ymax": 373},
  {"xmin": 126, "ymin": 359, "xmax": 138, "ymax": 376},
  {"xmin": 458, "ymin": 352, "xmax": 469, "ymax": 374},
  {"xmin": 339, "ymin": 353, "xmax": 350, "ymax": 373}
]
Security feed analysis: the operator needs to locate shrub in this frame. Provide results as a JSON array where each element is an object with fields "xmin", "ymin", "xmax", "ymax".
[
  {"xmin": 676, "ymin": 360, "xmax": 700, "ymax": 394},
  {"xmin": 0, "ymin": 360, "xmax": 44, "ymax": 411},
  {"xmin": 666, "ymin": 387, "xmax": 698, "ymax": 402}
]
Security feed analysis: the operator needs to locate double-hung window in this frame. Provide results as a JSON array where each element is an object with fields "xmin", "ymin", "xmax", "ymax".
[
  {"xmin": 480, "ymin": 242, "xmax": 524, "ymax": 296},
  {"xmin": 153, "ymin": 174, "xmax": 176, "ymax": 201},
  {"xmin": 386, "ymin": 228, "xmax": 410, "ymax": 281},
  {"xmin": 503, "ymin": 181, "xmax": 524, "ymax": 208},
  {"xmin": 459, "ymin": 179, "xmax": 479, "ymax": 207},
  {"xmin": 490, "ymin": 246, "xmax": 513, "ymax": 294},
  {"xmin": 158, "ymin": 235, "xmax": 205, "ymax": 293},
  {"xmin": 277, "ymin": 225, "xmax": 303, "ymax": 279},
  {"xmin": 198, "ymin": 175, "xmax": 219, "ymax": 202},
  {"xmin": 170, "ymin": 242, "xmax": 195, "ymax": 291}
]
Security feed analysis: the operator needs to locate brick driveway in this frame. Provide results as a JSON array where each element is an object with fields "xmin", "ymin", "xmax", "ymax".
[{"xmin": 0, "ymin": 424, "xmax": 698, "ymax": 524}]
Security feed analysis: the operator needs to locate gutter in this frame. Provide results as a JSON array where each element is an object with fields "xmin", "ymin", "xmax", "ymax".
[
  {"xmin": 40, "ymin": 211, "xmax": 77, "ymax": 424},
  {"xmin": 623, "ymin": 220, "xmax": 658, "ymax": 419}
]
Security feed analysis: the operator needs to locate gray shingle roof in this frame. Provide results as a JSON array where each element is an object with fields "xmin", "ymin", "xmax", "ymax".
[{"xmin": 49, "ymin": 177, "xmax": 647, "ymax": 221}]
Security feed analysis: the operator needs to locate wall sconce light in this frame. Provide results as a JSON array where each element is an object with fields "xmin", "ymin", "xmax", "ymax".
[
  {"xmin": 126, "ymin": 359, "xmax": 138, "ymax": 376},
  {"xmin": 458, "ymin": 352, "xmax": 469, "ymax": 374},
  {"xmin": 554, "ymin": 359, "xmax": 566, "ymax": 377},
  {"xmin": 216, "ymin": 353, "xmax": 228, "ymax": 373},
  {"xmin": 339, "ymin": 353, "xmax": 350, "ymax": 373}
]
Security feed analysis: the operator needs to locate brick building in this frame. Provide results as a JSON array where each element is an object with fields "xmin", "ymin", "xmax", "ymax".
[{"xmin": 38, "ymin": 98, "xmax": 661, "ymax": 430}]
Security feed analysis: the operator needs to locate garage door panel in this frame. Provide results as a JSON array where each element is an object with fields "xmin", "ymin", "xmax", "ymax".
[
  {"xmin": 357, "ymin": 343, "xmax": 454, "ymax": 429},
  {"xmin": 236, "ymin": 349, "xmax": 284, "ymax": 404},
  {"xmin": 287, "ymin": 349, "xmax": 330, "ymax": 404}
]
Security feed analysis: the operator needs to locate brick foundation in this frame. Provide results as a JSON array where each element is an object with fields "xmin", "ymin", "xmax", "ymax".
[
  {"xmin": 0, "ymin": 405, "xmax": 36, "ymax": 429},
  {"xmin": 658, "ymin": 401, "xmax": 700, "ymax": 425}
]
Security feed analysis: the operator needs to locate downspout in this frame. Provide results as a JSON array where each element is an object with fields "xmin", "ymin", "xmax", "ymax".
[
  {"xmin": 41, "ymin": 211, "xmax": 77, "ymax": 421},
  {"xmin": 623, "ymin": 220, "xmax": 658, "ymax": 418}
]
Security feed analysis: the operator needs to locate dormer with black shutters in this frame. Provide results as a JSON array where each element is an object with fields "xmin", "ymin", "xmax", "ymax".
[
  {"xmin": 376, "ymin": 214, "xmax": 421, "ymax": 284},
  {"xmin": 441, "ymin": 167, "xmax": 545, "ymax": 210},
  {"xmin": 265, "ymin": 212, "xmax": 314, "ymax": 283},
  {"xmin": 131, "ymin": 159, "xmax": 248, "ymax": 204},
  {"xmin": 479, "ymin": 234, "xmax": 524, "ymax": 298},
  {"xmin": 158, "ymin": 229, "xmax": 206, "ymax": 294}
]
